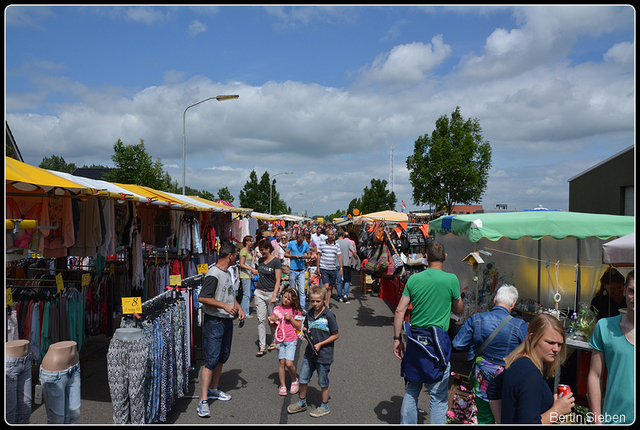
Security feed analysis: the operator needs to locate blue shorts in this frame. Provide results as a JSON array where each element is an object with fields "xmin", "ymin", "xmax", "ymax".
[
  {"xmin": 298, "ymin": 356, "xmax": 331, "ymax": 388},
  {"xmin": 203, "ymin": 314, "xmax": 233, "ymax": 370},
  {"xmin": 321, "ymin": 268, "xmax": 339, "ymax": 286},
  {"xmin": 278, "ymin": 340, "xmax": 298, "ymax": 361}
]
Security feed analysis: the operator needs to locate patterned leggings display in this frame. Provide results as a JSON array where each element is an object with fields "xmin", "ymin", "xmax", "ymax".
[{"xmin": 106, "ymin": 336, "xmax": 147, "ymax": 424}]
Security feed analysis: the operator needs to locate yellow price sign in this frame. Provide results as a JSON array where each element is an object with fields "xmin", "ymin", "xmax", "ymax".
[
  {"xmin": 81, "ymin": 273, "xmax": 91, "ymax": 287},
  {"xmin": 197, "ymin": 264, "xmax": 209, "ymax": 274},
  {"xmin": 6, "ymin": 288, "xmax": 14, "ymax": 307},
  {"xmin": 55, "ymin": 273, "xmax": 64, "ymax": 293},
  {"xmin": 110, "ymin": 264, "xmax": 115, "ymax": 275},
  {"xmin": 122, "ymin": 297, "xmax": 142, "ymax": 314},
  {"xmin": 169, "ymin": 275, "xmax": 182, "ymax": 286}
]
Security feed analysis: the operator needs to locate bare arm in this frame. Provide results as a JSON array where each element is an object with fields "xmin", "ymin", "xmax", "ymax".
[
  {"xmin": 451, "ymin": 297, "xmax": 463, "ymax": 315},
  {"xmin": 587, "ymin": 350, "xmax": 605, "ymax": 424},
  {"xmin": 393, "ymin": 294, "xmax": 411, "ymax": 360}
]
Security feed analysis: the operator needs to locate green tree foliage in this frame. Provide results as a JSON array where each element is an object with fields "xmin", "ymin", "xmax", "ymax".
[
  {"xmin": 216, "ymin": 186, "xmax": 235, "ymax": 203},
  {"xmin": 103, "ymin": 139, "xmax": 167, "ymax": 190},
  {"xmin": 39, "ymin": 155, "xmax": 77, "ymax": 173},
  {"xmin": 359, "ymin": 178, "xmax": 397, "ymax": 214},
  {"xmin": 406, "ymin": 106, "xmax": 492, "ymax": 215},
  {"xmin": 239, "ymin": 170, "xmax": 287, "ymax": 213}
]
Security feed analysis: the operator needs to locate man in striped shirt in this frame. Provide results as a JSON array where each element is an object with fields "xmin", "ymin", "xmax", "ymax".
[{"xmin": 316, "ymin": 229, "xmax": 344, "ymax": 308}]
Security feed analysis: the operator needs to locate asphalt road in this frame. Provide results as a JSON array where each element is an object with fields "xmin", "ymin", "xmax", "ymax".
[{"xmin": 27, "ymin": 272, "xmax": 472, "ymax": 425}]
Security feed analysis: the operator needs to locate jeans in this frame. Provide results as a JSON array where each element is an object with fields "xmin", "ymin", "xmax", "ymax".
[
  {"xmin": 289, "ymin": 270, "xmax": 307, "ymax": 309},
  {"xmin": 202, "ymin": 314, "xmax": 233, "ymax": 370},
  {"xmin": 240, "ymin": 277, "xmax": 253, "ymax": 316},
  {"xmin": 6, "ymin": 354, "xmax": 32, "ymax": 424},
  {"xmin": 336, "ymin": 266, "xmax": 351, "ymax": 297},
  {"xmin": 39, "ymin": 362, "xmax": 81, "ymax": 424},
  {"xmin": 298, "ymin": 356, "xmax": 331, "ymax": 388},
  {"xmin": 400, "ymin": 362, "xmax": 450, "ymax": 424}
]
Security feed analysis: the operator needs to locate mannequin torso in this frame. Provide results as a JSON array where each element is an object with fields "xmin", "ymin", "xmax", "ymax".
[
  {"xmin": 6, "ymin": 340, "xmax": 30, "ymax": 358},
  {"xmin": 41, "ymin": 341, "xmax": 79, "ymax": 372},
  {"xmin": 114, "ymin": 327, "xmax": 143, "ymax": 342}
]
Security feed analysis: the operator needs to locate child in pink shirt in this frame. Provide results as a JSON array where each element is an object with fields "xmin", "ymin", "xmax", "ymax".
[{"xmin": 269, "ymin": 288, "xmax": 304, "ymax": 395}]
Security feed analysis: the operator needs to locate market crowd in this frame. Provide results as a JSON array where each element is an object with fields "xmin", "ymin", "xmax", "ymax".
[{"xmin": 196, "ymin": 218, "xmax": 634, "ymax": 424}]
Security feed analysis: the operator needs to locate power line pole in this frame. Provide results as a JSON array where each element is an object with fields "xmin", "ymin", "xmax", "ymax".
[{"xmin": 389, "ymin": 144, "xmax": 395, "ymax": 193}]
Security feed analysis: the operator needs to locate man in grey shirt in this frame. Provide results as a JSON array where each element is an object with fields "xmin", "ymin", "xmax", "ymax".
[
  {"xmin": 196, "ymin": 242, "xmax": 244, "ymax": 418},
  {"xmin": 335, "ymin": 229, "xmax": 356, "ymax": 303}
]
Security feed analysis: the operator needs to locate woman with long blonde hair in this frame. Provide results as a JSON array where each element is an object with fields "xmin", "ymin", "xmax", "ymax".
[{"xmin": 497, "ymin": 314, "xmax": 575, "ymax": 423}]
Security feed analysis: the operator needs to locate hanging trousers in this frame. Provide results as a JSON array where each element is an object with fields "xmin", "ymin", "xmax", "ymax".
[{"xmin": 106, "ymin": 336, "xmax": 147, "ymax": 424}]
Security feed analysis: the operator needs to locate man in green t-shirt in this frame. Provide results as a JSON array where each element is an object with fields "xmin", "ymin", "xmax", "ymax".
[{"xmin": 393, "ymin": 241, "xmax": 463, "ymax": 424}]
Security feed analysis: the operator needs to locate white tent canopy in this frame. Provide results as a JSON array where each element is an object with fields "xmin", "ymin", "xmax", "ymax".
[{"xmin": 602, "ymin": 233, "xmax": 635, "ymax": 266}]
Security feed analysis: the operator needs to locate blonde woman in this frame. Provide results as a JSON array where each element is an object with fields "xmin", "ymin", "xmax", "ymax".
[
  {"xmin": 238, "ymin": 236, "xmax": 258, "ymax": 318},
  {"xmin": 488, "ymin": 313, "xmax": 575, "ymax": 423}
]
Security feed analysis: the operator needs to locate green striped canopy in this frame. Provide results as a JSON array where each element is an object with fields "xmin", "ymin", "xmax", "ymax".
[{"xmin": 428, "ymin": 210, "xmax": 634, "ymax": 242}]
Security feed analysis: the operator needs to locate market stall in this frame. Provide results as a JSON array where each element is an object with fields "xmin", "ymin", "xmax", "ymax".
[
  {"xmin": 428, "ymin": 210, "xmax": 634, "ymax": 321},
  {"xmin": 6, "ymin": 157, "xmax": 254, "ymax": 423}
]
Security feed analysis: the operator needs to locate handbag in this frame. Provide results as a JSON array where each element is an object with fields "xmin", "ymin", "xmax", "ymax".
[
  {"xmin": 406, "ymin": 253, "xmax": 424, "ymax": 266},
  {"xmin": 364, "ymin": 244, "xmax": 382, "ymax": 275},
  {"xmin": 407, "ymin": 227, "xmax": 426, "ymax": 247}
]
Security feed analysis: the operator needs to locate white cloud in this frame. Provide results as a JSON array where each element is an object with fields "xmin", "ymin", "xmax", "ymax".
[
  {"xmin": 603, "ymin": 42, "xmax": 634, "ymax": 68},
  {"xmin": 188, "ymin": 20, "xmax": 207, "ymax": 36},
  {"xmin": 357, "ymin": 36, "xmax": 451, "ymax": 87}
]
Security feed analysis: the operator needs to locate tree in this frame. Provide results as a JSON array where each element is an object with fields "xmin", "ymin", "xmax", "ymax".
[
  {"xmin": 103, "ymin": 139, "xmax": 167, "ymax": 190},
  {"xmin": 39, "ymin": 155, "xmax": 77, "ymax": 173},
  {"xmin": 359, "ymin": 178, "xmax": 397, "ymax": 214},
  {"xmin": 406, "ymin": 106, "xmax": 492, "ymax": 215},
  {"xmin": 239, "ymin": 170, "xmax": 288, "ymax": 213},
  {"xmin": 217, "ymin": 187, "xmax": 235, "ymax": 204}
]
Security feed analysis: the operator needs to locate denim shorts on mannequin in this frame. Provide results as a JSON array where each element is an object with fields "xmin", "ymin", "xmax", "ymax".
[{"xmin": 39, "ymin": 362, "xmax": 81, "ymax": 424}]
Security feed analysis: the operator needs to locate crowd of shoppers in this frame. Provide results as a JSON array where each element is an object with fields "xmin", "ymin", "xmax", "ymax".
[{"xmin": 194, "ymin": 220, "xmax": 634, "ymax": 424}]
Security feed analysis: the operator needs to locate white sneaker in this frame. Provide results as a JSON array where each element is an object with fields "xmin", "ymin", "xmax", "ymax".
[{"xmin": 343, "ymin": 296, "xmax": 350, "ymax": 304}]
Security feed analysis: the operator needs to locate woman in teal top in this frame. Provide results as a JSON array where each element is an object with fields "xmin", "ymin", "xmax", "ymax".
[{"xmin": 588, "ymin": 270, "xmax": 634, "ymax": 424}]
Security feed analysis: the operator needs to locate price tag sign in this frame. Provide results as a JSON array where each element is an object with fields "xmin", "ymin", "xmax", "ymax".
[
  {"xmin": 6, "ymin": 288, "xmax": 14, "ymax": 307},
  {"xmin": 110, "ymin": 264, "xmax": 115, "ymax": 275},
  {"xmin": 122, "ymin": 297, "xmax": 142, "ymax": 314},
  {"xmin": 169, "ymin": 275, "xmax": 182, "ymax": 286},
  {"xmin": 55, "ymin": 273, "xmax": 64, "ymax": 293},
  {"xmin": 197, "ymin": 264, "xmax": 209, "ymax": 274},
  {"xmin": 81, "ymin": 273, "xmax": 91, "ymax": 287}
]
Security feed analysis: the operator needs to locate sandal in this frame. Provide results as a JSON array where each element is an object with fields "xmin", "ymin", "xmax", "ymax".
[
  {"xmin": 278, "ymin": 386, "xmax": 287, "ymax": 396},
  {"xmin": 290, "ymin": 379, "xmax": 299, "ymax": 395},
  {"xmin": 256, "ymin": 350, "xmax": 266, "ymax": 357},
  {"xmin": 267, "ymin": 343, "xmax": 276, "ymax": 351}
]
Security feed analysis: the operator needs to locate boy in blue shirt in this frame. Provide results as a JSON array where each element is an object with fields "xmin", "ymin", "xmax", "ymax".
[{"xmin": 287, "ymin": 285, "xmax": 339, "ymax": 418}]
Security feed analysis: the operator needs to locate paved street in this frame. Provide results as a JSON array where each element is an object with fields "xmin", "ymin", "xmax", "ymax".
[{"xmin": 28, "ymin": 272, "xmax": 472, "ymax": 425}]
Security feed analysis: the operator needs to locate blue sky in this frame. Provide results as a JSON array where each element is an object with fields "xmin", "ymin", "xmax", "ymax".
[{"xmin": 5, "ymin": 5, "xmax": 635, "ymax": 216}]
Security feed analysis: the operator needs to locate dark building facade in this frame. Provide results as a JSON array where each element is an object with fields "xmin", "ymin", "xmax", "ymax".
[{"xmin": 568, "ymin": 146, "xmax": 634, "ymax": 216}]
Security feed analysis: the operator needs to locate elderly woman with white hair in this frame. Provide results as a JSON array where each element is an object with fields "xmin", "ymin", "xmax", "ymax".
[{"xmin": 452, "ymin": 284, "xmax": 529, "ymax": 424}]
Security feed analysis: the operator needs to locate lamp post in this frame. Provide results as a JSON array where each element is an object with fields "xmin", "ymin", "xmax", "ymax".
[
  {"xmin": 182, "ymin": 95, "xmax": 239, "ymax": 195},
  {"xmin": 291, "ymin": 192, "xmax": 304, "ymax": 214},
  {"xmin": 269, "ymin": 171, "xmax": 293, "ymax": 214}
]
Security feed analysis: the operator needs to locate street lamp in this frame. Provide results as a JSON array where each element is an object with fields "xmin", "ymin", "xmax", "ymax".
[
  {"xmin": 269, "ymin": 171, "xmax": 293, "ymax": 214},
  {"xmin": 182, "ymin": 95, "xmax": 239, "ymax": 195},
  {"xmin": 290, "ymin": 192, "xmax": 304, "ymax": 214}
]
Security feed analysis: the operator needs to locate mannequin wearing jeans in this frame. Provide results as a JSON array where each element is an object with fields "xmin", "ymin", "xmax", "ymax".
[
  {"xmin": 39, "ymin": 341, "xmax": 81, "ymax": 424},
  {"xmin": 6, "ymin": 340, "xmax": 32, "ymax": 424}
]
